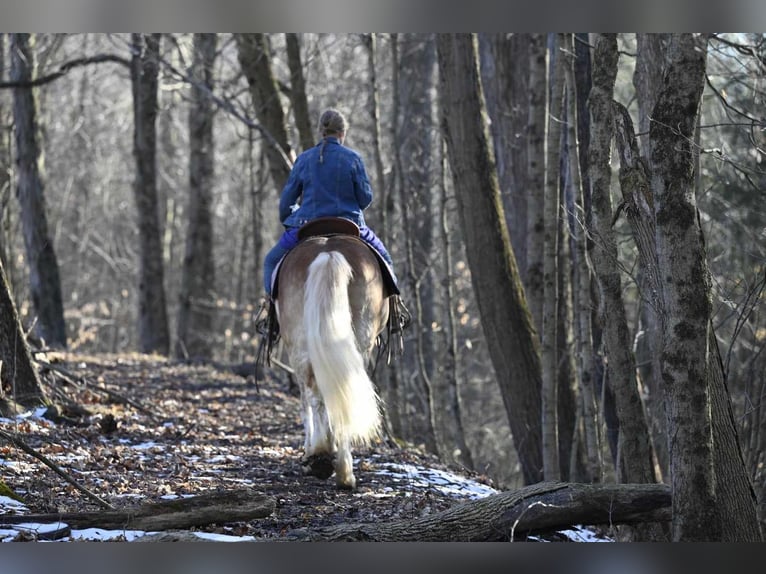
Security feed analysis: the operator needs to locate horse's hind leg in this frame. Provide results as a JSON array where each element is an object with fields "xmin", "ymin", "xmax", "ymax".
[
  {"xmin": 300, "ymin": 369, "xmax": 335, "ymax": 480},
  {"xmin": 334, "ymin": 440, "xmax": 356, "ymax": 490}
]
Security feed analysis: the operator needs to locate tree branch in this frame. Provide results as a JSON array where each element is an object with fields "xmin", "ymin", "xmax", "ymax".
[{"xmin": 0, "ymin": 54, "xmax": 130, "ymax": 89}]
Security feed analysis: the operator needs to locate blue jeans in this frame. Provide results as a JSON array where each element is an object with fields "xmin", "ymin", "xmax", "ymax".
[{"xmin": 263, "ymin": 226, "xmax": 397, "ymax": 295}]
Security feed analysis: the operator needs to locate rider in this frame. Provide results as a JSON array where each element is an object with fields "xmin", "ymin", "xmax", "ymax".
[{"xmin": 261, "ymin": 108, "xmax": 409, "ymax": 333}]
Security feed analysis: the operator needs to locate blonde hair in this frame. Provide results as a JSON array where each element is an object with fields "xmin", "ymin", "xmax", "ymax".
[{"xmin": 317, "ymin": 108, "xmax": 348, "ymax": 138}]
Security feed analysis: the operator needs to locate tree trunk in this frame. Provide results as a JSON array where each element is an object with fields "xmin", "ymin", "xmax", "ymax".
[
  {"xmin": 383, "ymin": 34, "xmax": 405, "ymax": 441},
  {"xmin": 130, "ymin": 33, "xmax": 170, "ymax": 356},
  {"xmin": 0, "ymin": 257, "xmax": 47, "ymax": 411},
  {"xmin": 632, "ymin": 33, "xmax": 670, "ymax": 479},
  {"xmin": 650, "ymin": 33, "xmax": 720, "ymax": 541},
  {"xmin": 10, "ymin": 33, "xmax": 67, "ymax": 349},
  {"xmin": 438, "ymin": 136, "xmax": 474, "ymax": 470},
  {"xmin": 615, "ymin": 33, "xmax": 761, "ymax": 541},
  {"xmin": 481, "ymin": 34, "xmax": 530, "ymax": 275},
  {"xmin": 526, "ymin": 33, "xmax": 547, "ymax": 335},
  {"xmin": 176, "ymin": 33, "xmax": 217, "ymax": 360},
  {"xmin": 588, "ymin": 34, "xmax": 659, "ymax": 487},
  {"xmin": 0, "ymin": 489, "xmax": 275, "ymax": 532},
  {"xmin": 436, "ymin": 33, "xmax": 543, "ymax": 485},
  {"xmin": 541, "ymin": 33, "xmax": 565, "ymax": 481},
  {"xmin": 234, "ymin": 33, "xmax": 293, "ymax": 191},
  {"xmin": 300, "ymin": 482, "xmax": 671, "ymax": 541},
  {"xmin": 396, "ymin": 33, "xmax": 439, "ymax": 456},
  {"xmin": 285, "ymin": 33, "xmax": 314, "ymax": 153}
]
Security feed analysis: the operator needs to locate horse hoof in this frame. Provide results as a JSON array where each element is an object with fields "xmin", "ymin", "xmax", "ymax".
[
  {"xmin": 302, "ymin": 454, "xmax": 334, "ymax": 480},
  {"xmin": 336, "ymin": 477, "xmax": 356, "ymax": 491}
]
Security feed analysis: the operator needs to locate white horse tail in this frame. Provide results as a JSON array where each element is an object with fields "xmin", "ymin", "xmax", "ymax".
[{"xmin": 304, "ymin": 251, "xmax": 382, "ymax": 446}]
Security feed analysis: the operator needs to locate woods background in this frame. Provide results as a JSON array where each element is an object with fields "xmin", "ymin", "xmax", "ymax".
[{"xmin": 0, "ymin": 33, "xmax": 764, "ymax": 540}]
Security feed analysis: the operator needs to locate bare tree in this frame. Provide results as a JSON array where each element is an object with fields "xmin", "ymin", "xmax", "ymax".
[
  {"xmin": 650, "ymin": 33, "xmax": 756, "ymax": 542},
  {"xmin": 10, "ymin": 33, "xmax": 67, "ymax": 349},
  {"xmin": 176, "ymin": 33, "xmax": 217, "ymax": 360},
  {"xmin": 614, "ymin": 33, "xmax": 761, "ymax": 541},
  {"xmin": 130, "ymin": 33, "xmax": 170, "ymax": 355},
  {"xmin": 436, "ymin": 33, "xmax": 543, "ymax": 484}
]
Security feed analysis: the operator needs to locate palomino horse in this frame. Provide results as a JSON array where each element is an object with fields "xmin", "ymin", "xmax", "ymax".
[{"xmin": 274, "ymin": 224, "xmax": 390, "ymax": 489}]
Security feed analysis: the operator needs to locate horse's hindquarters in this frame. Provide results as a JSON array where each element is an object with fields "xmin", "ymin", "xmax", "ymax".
[{"xmin": 276, "ymin": 236, "xmax": 389, "ymax": 489}]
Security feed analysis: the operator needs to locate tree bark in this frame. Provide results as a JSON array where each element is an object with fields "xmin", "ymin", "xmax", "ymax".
[
  {"xmin": 588, "ymin": 34, "xmax": 658, "ymax": 487},
  {"xmin": 176, "ymin": 33, "xmax": 217, "ymax": 360},
  {"xmin": 650, "ymin": 33, "xmax": 721, "ymax": 541},
  {"xmin": 632, "ymin": 33, "xmax": 670, "ymax": 479},
  {"xmin": 396, "ymin": 33, "xmax": 439, "ymax": 456},
  {"xmin": 299, "ymin": 482, "xmax": 671, "ymax": 541},
  {"xmin": 0, "ymin": 257, "xmax": 47, "ymax": 410},
  {"xmin": 526, "ymin": 33, "xmax": 547, "ymax": 335},
  {"xmin": 541, "ymin": 34, "xmax": 565, "ymax": 480},
  {"xmin": 614, "ymin": 33, "xmax": 761, "ymax": 541},
  {"xmin": 285, "ymin": 33, "xmax": 314, "ymax": 153},
  {"xmin": 10, "ymin": 33, "xmax": 67, "ymax": 349},
  {"xmin": 234, "ymin": 33, "xmax": 293, "ymax": 191},
  {"xmin": 130, "ymin": 33, "xmax": 170, "ymax": 356},
  {"xmin": 436, "ymin": 33, "xmax": 543, "ymax": 484},
  {"xmin": 481, "ymin": 34, "xmax": 530, "ymax": 275}
]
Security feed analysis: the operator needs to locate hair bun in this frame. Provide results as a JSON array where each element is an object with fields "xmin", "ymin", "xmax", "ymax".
[{"xmin": 318, "ymin": 108, "xmax": 348, "ymax": 137}]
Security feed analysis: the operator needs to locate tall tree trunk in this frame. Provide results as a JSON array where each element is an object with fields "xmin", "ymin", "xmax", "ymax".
[
  {"xmin": 436, "ymin": 33, "xmax": 543, "ymax": 485},
  {"xmin": 480, "ymin": 34, "xmax": 530, "ymax": 275},
  {"xmin": 632, "ymin": 32, "xmax": 670, "ymax": 480},
  {"xmin": 561, "ymin": 34, "xmax": 603, "ymax": 484},
  {"xmin": 526, "ymin": 34, "xmax": 547, "ymax": 335},
  {"xmin": 0, "ymin": 257, "xmax": 47, "ymax": 411},
  {"xmin": 234, "ymin": 34, "xmax": 293, "ymax": 191},
  {"xmin": 615, "ymin": 33, "xmax": 761, "ymax": 541},
  {"xmin": 650, "ymin": 33, "xmax": 761, "ymax": 542},
  {"xmin": 381, "ymin": 34, "xmax": 405, "ymax": 441},
  {"xmin": 10, "ymin": 33, "xmax": 67, "ymax": 349},
  {"xmin": 0, "ymin": 33, "xmax": 9, "ymax": 274},
  {"xmin": 392, "ymin": 34, "xmax": 438, "ymax": 454},
  {"xmin": 131, "ymin": 33, "xmax": 170, "ymax": 355},
  {"xmin": 362, "ymin": 34, "xmax": 389, "ymax": 246},
  {"xmin": 541, "ymin": 34, "xmax": 565, "ymax": 481},
  {"xmin": 401, "ymin": 33, "xmax": 444, "ymax": 457},
  {"xmin": 588, "ymin": 34, "xmax": 659, "ymax": 488},
  {"xmin": 438, "ymin": 135, "xmax": 474, "ymax": 470},
  {"xmin": 176, "ymin": 33, "xmax": 217, "ymax": 360},
  {"xmin": 285, "ymin": 34, "xmax": 314, "ymax": 153}
]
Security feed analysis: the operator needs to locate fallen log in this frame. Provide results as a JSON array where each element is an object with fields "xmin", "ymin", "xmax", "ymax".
[
  {"xmin": 0, "ymin": 488, "xmax": 275, "ymax": 532},
  {"xmin": 296, "ymin": 482, "xmax": 671, "ymax": 541}
]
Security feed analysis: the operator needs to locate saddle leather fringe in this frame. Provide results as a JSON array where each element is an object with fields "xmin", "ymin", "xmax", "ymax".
[{"xmin": 254, "ymin": 299, "xmax": 280, "ymax": 390}]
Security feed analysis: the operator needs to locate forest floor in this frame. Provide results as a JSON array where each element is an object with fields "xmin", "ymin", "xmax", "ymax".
[{"xmin": 0, "ymin": 350, "xmax": 531, "ymax": 542}]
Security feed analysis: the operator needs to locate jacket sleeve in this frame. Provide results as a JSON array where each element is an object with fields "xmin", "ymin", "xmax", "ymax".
[
  {"xmin": 279, "ymin": 159, "xmax": 304, "ymax": 223},
  {"xmin": 351, "ymin": 156, "xmax": 373, "ymax": 211}
]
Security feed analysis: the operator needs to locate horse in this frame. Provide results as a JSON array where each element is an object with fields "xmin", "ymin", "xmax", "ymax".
[{"xmin": 273, "ymin": 219, "xmax": 391, "ymax": 489}]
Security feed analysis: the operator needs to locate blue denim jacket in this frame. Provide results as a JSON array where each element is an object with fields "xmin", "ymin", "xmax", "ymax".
[{"xmin": 279, "ymin": 137, "xmax": 373, "ymax": 229}]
